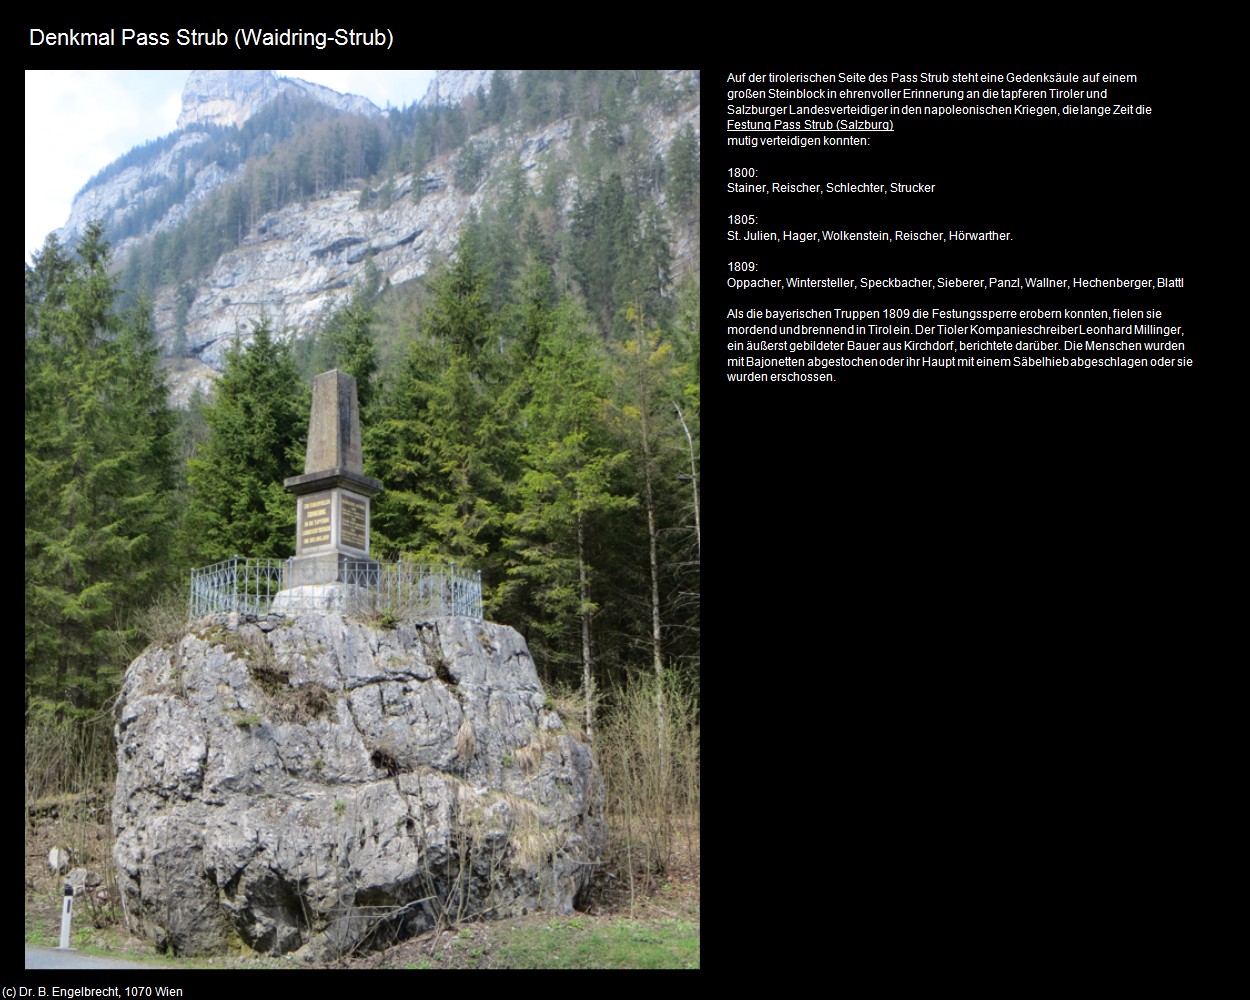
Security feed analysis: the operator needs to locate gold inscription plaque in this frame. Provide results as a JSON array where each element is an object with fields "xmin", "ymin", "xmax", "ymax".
[
  {"xmin": 300, "ymin": 493, "xmax": 334, "ymax": 549},
  {"xmin": 341, "ymin": 495, "xmax": 367, "ymax": 550}
]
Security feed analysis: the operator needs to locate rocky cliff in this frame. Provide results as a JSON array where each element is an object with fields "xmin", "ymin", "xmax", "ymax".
[
  {"xmin": 418, "ymin": 70, "xmax": 500, "ymax": 109},
  {"xmin": 157, "ymin": 115, "xmax": 589, "ymax": 398},
  {"xmin": 55, "ymin": 69, "xmax": 700, "ymax": 405},
  {"xmin": 177, "ymin": 70, "xmax": 382, "ymax": 129},
  {"xmin": 61, "ymin": 71, "xmax": 383, "ymax": 265},
  {"xmin": 112, "ymin": 611, "xmax": 604, "ymax": 959}
]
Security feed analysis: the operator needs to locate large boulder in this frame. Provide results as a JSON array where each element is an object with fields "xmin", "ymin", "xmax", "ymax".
[{"xmin": 112, "ymin": 612, "xmax": 604, "ymax": 959}]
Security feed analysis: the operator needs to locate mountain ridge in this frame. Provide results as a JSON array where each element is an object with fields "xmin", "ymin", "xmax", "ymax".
[{"xmin": 49, "ymin": 69, "xmax": 701, "ymax": 404}]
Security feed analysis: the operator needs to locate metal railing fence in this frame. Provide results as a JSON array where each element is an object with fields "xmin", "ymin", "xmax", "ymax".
[{"xmin": 189, "ymin": 557, "xmax": 482, "ymax": 620}]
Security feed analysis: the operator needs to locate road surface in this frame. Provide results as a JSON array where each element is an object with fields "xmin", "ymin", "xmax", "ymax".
[{"xmin": 24, "ymin": 947, "xmax": 153, "ymax": 970}]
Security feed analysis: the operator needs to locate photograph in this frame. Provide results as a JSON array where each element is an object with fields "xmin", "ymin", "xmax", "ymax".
[{"xmin": 25, "ymin": 66, "xmax": 701, "ymax": 972}]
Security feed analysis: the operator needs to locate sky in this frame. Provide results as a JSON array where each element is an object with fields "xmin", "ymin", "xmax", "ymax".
[{"xmin": 25, "ymin": 70, "xmax": 437, "ymax": 263}]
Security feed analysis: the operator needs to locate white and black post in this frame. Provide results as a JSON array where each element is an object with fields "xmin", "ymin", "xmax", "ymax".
[{"xmin": 58, "ymin": 883, "xmax": 73, "ymax": 950}]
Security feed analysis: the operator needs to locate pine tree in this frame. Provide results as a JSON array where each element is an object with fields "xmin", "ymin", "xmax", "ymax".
[
  {"xmin": 608, "ymin": 306, "xmax": 701, "ymax": 767},
  {"xmin": 367, "ymin": 334, "xmax": 446, "ymax": 561},
  {"xmin": 110, "ymin": 291, "xmax": 180, "ymax": 606},
  {"xmin": 179, "ymin": 318, "xmax": 308, "ymax": 565},
  {"xmin": 487, "ymin": 71, "xmax": 514, "ymax": 124},
  {"xmin": 369, "ymin": 241, "xmax": 502, "ymax": 569},
  {"xmin": 503, "ymin": 298, "xmax": 634, "ymax": 737},
  {"xmin": 569, "ymin": 173, "xmax": 637, "ymax": 335},
  {"xmin": 25, "ymin": 225, "xmax": 178, "ymax": 716},
  {"xmin": 370, "ymin": 342, "xmax": 501, "ymax": 566},
  {"xmin": 666, "ymin": 123, "xmax": 699, "ymax": 214}
]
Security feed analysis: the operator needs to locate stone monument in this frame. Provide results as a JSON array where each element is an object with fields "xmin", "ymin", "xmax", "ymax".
[{"xmin": 277, "ymin": 371, "xmax": 382, "ymax": 605}]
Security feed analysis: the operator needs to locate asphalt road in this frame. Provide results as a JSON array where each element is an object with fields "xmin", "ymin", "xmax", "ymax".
[{"xmin": 24, "ymin": 947, "xmax": 153, "ymax": 970}]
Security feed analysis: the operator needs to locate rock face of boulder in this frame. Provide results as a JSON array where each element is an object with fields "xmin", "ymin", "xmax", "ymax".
[{"xmin": 112, "ymin": 612, "xmax": 604, "ymax": 959}]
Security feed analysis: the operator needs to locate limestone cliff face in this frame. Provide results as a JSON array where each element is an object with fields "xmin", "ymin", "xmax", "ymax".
[
  {"xmin": 156, "ymin": 94, "xmax": 698, "ymax": 405},
  {"xmin": 177, "ymin": 70, "xmax": 381, "ymax": 129},
  {"xmin": 156, "ymin": 115, "xmax": 591, "ymax": 398},
  {"xmin": 57, "ymin": 69, "xmax": 700, "ymax": 405},
  {"xmin": 61, "ymin": 71, "xmax": 383, "ymax": 267},
  {"xmin": 177, "ymin": 70, "xmax": 286, "ymax": 129},
  {"xmin": 60, "ymin": 130, "xmax": 231, "ymax": 268},
  {"xmin": 112, "ymin": 612, "xmax": 604, "ymax": 958},
  {"xmin": 418, "ymin": 70, "xmax": 500, "ymax": 108}
]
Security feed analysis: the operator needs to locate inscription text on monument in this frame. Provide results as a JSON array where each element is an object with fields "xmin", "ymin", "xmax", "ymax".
[
  {"xmin": 341, "ymin": 494, "xmax": 367, "ymax": 551},
  {"xmin": 299, "ymin": 493, "xmax": 334, "ymax": 550}
]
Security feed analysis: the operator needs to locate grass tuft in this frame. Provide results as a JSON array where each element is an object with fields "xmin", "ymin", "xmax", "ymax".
[{"xmin": 455, "ymin": 717, "xmax": 476, "ymax": 761}]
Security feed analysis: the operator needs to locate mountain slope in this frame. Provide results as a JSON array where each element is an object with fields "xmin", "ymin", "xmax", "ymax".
[{"xmin": 54, "ymin": 69, "xmax": 700, "ymax": 404}]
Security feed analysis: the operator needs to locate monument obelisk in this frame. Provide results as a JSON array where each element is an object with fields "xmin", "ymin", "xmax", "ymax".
[{"xmin": 281, "ymin": 370, "xmax": 383, "ymax": 596}]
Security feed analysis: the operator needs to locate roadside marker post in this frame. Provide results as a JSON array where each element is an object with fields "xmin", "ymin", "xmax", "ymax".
[{"xmin": 58, "ymin": 883, "xmax": 73, "ymax": 950}]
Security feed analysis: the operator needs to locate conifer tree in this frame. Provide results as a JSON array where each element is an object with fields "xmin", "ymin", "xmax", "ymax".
[
  {"xmin": 666, "ymin": 123, "xmax": 699, "ymax": 214},
  {"xmin": 369, "ymin": 240, "xmax": 502, "ymax": 569},
  {"xmin": 503, "ymin": 298, "xmax": 634, "ymax": 737},
  {"xmin": 179, "ymin": 319, "xmax": 307, "ymax": 565},
  {"xmin": 366, "ymin": 335, "xmax": 444, "ymax": 561},
  {"xmin": 25, "ymin": 225, "xmax": 177, "ymax": 715}
]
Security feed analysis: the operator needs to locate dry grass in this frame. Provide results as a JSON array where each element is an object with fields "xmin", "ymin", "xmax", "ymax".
[
  {"xmin": 455, "ymin": 717, "xmax": 476, "ymax": 761},
  {"xmin": 25, "ymin": 783, "xmax": 123, "ymax": 949},
  {"xmin": 130, "ymin": 584, "xmax": 193, "ymax": 651},
  {"xmin": 496, "ymin": 794, "xmax": 549, "ymax": 869},
  {"xmin": 546, "ymin": 685, "xmax": 589, "ymax": 741},
  {"xmin": 272, "ymin": 682, "xmax": 335, "ymax": 724},
  {"xmin": 597, "ymin": 672, "xmax": 700, "ymax": 881},
  {"xmin": 25, "ymin": 711, "xmax": 116, "ymax": 809},
  {"xmin": 513, "ymin": 741, "xmax": 543, "ymax": 775}
]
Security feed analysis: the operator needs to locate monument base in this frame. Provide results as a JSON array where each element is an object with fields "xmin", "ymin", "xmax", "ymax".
[
  {"xmin": 271, "ymin": 583, "xmax": 361, "ymax": 614},
  {"xmin": 285, "ymin": 552, "xmax": 380, "ymax": 589},
  {"xmin": 273, "ymin": 553, "xmax": 384, "ymax": 615}
]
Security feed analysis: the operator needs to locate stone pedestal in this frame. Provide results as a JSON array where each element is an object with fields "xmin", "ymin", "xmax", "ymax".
[{"xmin": 281, "ymin": 371, "xmax": 383, "ymax": 590}]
